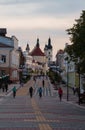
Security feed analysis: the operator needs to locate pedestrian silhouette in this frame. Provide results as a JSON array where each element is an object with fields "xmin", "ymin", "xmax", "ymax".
[
  {"xmin": 29, "ymin": 86, "xmax": 33, "ymax": 98},
  {"xmin": 42, "ymin": 79, "xmax": 45, "ymax": 87},
  {"xmin": 72, "ymin": 85, "xmax": 76, "ymax": 95},
  {"xmin": 58, "ymin": 87, "xmax": 63, "ymax": 101},
  {"xmin": 38, "ymin": 87, "xmax": 42, "ymax": 98},
  {"xmin": 5, "ymin": 83, "xmax": 8, "ymax": 92},
  {"xmin": 12, "ymin": 86, "xmax": 17, "ymax": 98},
  {"xmin": 33, "ymin": 76, "xmax": 36, "ymax": 82}
]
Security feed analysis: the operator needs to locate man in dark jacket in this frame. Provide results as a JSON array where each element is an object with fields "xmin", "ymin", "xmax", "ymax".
[{"xmin": 29, "ymin": 86, "xmax": 33, "ymax": 98}]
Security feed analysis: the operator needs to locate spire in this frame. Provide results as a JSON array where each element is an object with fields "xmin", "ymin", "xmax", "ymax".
[
  {"xmin": 48, "ymin": 37, "xmax": 51, "ymax": 45},
  {"xmin": 26, "ymin": 43, "xmax": 30, "ymax": 52},
  {"xmin": 36, "ymin": 38, "xmax": 40, "ymax": 48},
  {"xmin": 48, "ymin": 37, "xmax": 52, "ymax": 49}
]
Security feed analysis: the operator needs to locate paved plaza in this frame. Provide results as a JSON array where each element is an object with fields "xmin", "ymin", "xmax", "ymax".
[{"xmin": 0, "ymin": 77, "xmax": 85, "ymax": 130}]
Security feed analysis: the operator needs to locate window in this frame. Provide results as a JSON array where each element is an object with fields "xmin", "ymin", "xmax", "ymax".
[{"xmin": 1, "ymin": 55, "xmax": 6, "ymax": 63}]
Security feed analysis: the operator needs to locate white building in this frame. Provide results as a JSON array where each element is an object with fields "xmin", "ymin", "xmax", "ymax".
[
  {"xmin": 0, "ymin": 28, "xmax": 19, "ymax": 82},
  {"xmin": 63, "ymin": 43, "xmax": 84, "ymax": 93}
]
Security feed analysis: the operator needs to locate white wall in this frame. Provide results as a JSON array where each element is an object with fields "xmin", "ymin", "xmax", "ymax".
[
  {"xmin": 11, "ymin": 50, "xmax": 19, "ymax": 68},
  {"xmin": 11, "ymin": 36, "xmax": 18, "ymax": 49}
]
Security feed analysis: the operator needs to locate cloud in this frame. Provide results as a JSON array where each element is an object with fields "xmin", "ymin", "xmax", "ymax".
[
  {"xmin": 0, "ymin": 2, "xmax": 41, "ymax": 17},
  {"xmin": 0, "ymin": 0, "xmax": 53, "ymax": 5},
  {"xmin": 0, "ymin": 14, "xmax": 75, "ymax": 31},
  {"xmin": 0, "ymin": 0, "xmax": 33, "ymax": 5},
  {"xmin": 0, "ymin": 0, "xmax": 85, "ymax": 19},
  {"xmin": 0, "ymin": 0, "xmax": 85, "ymax": 60}
]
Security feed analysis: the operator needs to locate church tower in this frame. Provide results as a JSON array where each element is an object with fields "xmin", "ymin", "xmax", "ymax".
[{"xmin": 44, "ymin": 37, "xmax": 53, "ymax": 66}]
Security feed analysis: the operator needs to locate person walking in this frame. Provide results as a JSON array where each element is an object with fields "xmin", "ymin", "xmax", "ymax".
[
  {"xmin": 29, "ymin": 86, "xmax": 33, "ymax": 98},
  {"xmin": 38, "ymin": 87, "xmax": 43, "ymax": 98},
  {"xmin": 58, "ymin": 87, "xmax": 63, "ymax": 101},
  {"xmin": 33, "ymin": 76, "xmax": 36, "ymax": 83},
  {"xmin": 72, "ymin": 85, "xmax": 76, "ymax": 95},
  {"xmin": 12, "ymin": 86, "xmax": 17, "ymax": 98},
  {"xmin": 5, "ymin": 83, "xmax": 8, "ymax": 92},
  {"xmin": 42, "ymin": 79, "xmax": 45, "ymax": 88}
]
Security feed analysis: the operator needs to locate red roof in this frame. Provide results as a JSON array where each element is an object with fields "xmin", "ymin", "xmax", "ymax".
[
  {"xmin": 30, "ymin": 47, "xmax": 45, "ymax": 56},
  {"xmin": 57, "ymin": 49, "xmax": 64, "ymax": 54}
]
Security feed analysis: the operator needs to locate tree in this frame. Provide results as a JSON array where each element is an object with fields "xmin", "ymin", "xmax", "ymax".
[
  {"xmin": 66, "ymin": 10, "xmax": 85, "ymax": 73},
  {"xmin": 48, "ymin": 68, "xmax": 62, "ymax": 84}
]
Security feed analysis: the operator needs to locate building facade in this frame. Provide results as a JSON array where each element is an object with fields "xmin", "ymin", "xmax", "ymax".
[{"xmin": 0, "ymin": 28, "xmax": 19, "ymax": 82}]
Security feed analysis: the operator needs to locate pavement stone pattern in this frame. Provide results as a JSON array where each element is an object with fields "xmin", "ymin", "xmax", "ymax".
[{"xmin": 0, "ymin": 76, "xmax": 85, "ymax": 129}]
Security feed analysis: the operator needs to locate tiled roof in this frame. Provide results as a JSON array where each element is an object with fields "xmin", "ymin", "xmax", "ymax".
[
  {"xmin": 57, "ymin": 49, "xmax": 64, "ymax": 54},
  {"xmin": 30, "ymin": 47, "xmax": 45, "ymax": 56}
]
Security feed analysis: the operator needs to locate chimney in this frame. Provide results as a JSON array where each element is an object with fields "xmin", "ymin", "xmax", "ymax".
[{"xmin": 0, "ymin": 28, "xmax": 7, "ymax": 36}]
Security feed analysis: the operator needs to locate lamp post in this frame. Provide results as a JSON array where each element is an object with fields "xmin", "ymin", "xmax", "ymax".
[
  {"xmin": 77, "ymin": 64, "xmax": 80, "ymax": 105},
  {"xmin": 67, "ymin": 59, "xmax": 69, "ymax": 101},
  {"xmin": 78, "ymin": 70, "xmax": 80, "ymax": 105},
  {"xmin": 77, "ymin": 58, "xmax": 80, "ymax": 105},
  {"xmin": 65, "ymin": 56, "xmax": 69, "ymax": 101}
]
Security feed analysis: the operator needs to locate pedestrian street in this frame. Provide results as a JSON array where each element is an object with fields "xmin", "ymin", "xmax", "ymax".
[{"xmin": 0, "ymin": 77, "xmax": 85, "ymax": 130}]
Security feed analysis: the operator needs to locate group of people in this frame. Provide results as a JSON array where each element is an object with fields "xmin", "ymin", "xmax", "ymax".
[
  {"xmin": 28, "ymin": 78, "xmax": 45, "ymax": 98},
  {"xmin": 29, "ymin": 79, "xmax": 45, "ymax": 98},
  {"xmin": 29, "ymin": 85, "xmax": 63, "ymax": 101},
  {"xmin": 1, "ymin": 83, "xmax": 8, "ymax": 92},
  {"xmin": 12, "ymin": 77, "xmax": 63, "ymax": 101},
  {"xmin": 12, "ymin": 79, "xmax": 44, "ymax": 99},
  {"xmin": 29, "ymin": 86, "xmax": 43, "ymax": 98}
]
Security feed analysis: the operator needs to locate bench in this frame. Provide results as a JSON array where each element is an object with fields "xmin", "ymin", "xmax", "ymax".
[{"xmin": 80, "ymin": 93, "xmax": 85, "ymax": 103}]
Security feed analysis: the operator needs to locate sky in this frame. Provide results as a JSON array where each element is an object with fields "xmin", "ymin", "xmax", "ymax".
[{"xmin": 0, "ymin": 0, "xmax": 85, "ymax": 60}]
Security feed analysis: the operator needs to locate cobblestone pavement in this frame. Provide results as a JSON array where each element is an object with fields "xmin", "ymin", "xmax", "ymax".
[{"xmin": 0, "ymin": 77, "xmax": 85, "ymax": 130}]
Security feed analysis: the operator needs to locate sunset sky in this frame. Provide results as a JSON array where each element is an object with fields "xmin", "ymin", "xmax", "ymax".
[{"xmin": 0, "ymin": 0, "xmax": 85, "ymax": 60}]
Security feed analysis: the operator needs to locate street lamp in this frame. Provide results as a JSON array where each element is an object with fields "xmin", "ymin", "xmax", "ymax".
[
  {"xmin": 75, "ymin": 58, "xmax": 81, "ymax": 105},
  {"xmin": 65, "ymin": 56, "xmax": 69, "ymax": 101},
  {"xmin": 66, "ymin": 59, "xmax": 69, "ymax": 101},
  {"xmin": 78, "ymin": 69, "xmax": 80, "ymax": 105},
  {"xmin": 77, "ymin": 61, "xmax": 80, "ymax": 105}
]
